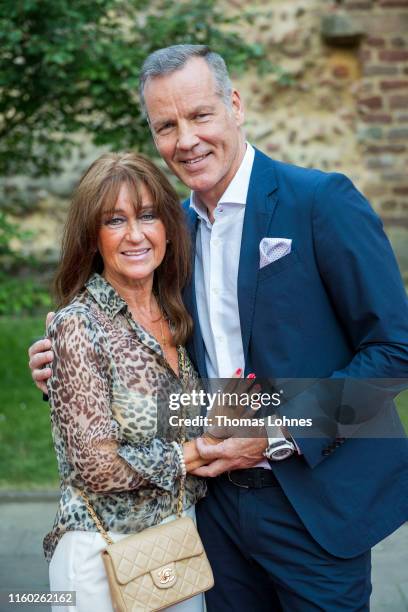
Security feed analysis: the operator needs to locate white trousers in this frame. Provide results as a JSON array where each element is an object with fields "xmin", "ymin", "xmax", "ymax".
[{"xmin": 49, "ymin": 505, "xmax": 204, "ymax": 612}]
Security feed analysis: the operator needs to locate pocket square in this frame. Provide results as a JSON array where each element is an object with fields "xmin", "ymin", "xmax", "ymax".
[{"xmin": 259, "ymin": 238, "xmax": 292, "ymax": 269}]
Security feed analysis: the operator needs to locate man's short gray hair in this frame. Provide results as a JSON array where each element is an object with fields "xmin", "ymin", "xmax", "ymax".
[{"xmin": 139, "ymin": 44, "xmax": 233, "ymax": 117}]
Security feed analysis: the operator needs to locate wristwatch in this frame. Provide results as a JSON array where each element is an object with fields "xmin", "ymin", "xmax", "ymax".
[{"xmin": 263, "ymin": 436, "xmax": 295, "ymax": 461}]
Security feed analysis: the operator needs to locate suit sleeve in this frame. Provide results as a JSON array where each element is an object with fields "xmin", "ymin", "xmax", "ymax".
[{"xmin": 286, "ymin": 172, "xmax": 408, "ymax": 468}]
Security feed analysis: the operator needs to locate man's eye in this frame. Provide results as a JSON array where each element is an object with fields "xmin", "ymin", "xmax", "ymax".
[
  {"xmin": 157, "ymin": 123, "xmax": 173, "ymax": 134},
  {"xmin": 196, "ymin": 113, "xmax": 210, "ymax": 120}
]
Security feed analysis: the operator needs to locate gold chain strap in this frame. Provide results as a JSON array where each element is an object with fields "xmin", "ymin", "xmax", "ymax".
[
  {"xmin": 176, "ymin": 346, "xmax": 187, "ymax": 518},
  {"xmin": 80, "ymin": 490, "xmax": 114, "ymax": 546}
]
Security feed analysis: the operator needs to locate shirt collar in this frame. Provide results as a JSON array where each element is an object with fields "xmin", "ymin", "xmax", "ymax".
[
  {"xmin": 85, "ymin": 273, "xmax": 127, "ymax": 319},
  {"xmin": 190, "ymin": 142, "xmax": 255, "ymax": 222}
]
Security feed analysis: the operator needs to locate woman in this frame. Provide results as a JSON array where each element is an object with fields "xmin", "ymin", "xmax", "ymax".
[{"xmin": 45, "ymin": 152, "xmax": 209, "ymax": 612}]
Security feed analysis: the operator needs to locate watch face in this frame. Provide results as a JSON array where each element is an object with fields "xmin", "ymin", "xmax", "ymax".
[
  {"xmin": 271, "ymin": 447, "xmax": 294, "ymax": 461},
  {"xmin": 266, "ymin": 439, "xmax": 295, "ymax": 461}
]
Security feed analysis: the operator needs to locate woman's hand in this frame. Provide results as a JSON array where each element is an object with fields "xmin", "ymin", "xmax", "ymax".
[{"xmin": 183, "ymin": 438, "xmax": 221, "ymax": 473}]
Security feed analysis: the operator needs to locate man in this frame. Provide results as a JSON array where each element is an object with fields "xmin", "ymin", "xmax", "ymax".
[{"xmin": 30, "ymin": 45, "xmax": 408, "ymax": 610}]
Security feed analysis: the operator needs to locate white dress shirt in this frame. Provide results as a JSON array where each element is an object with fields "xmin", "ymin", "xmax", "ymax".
[
  {"xmin": 190, "ymin": 143, "xmax": 255, "ymax": 379},
  {"xmin": 190, "ymin": 144, "xmax": 295, "ymax": 466}
]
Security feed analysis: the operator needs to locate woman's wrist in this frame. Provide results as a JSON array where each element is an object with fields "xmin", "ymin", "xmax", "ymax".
[{"xmin": 173, "ymin": 442, "xmax": 186, "ymax": 478}]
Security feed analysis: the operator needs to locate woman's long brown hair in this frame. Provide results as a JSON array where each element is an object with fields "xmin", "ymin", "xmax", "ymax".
[{"xmin": 53, "ymin": 152, "xmax": 193, "ymax": 345}]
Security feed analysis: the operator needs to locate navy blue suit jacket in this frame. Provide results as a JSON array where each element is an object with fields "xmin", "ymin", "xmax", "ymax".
[{"xmin": 183, "ymin": 147, "xmax": 408, "ymax": 558}]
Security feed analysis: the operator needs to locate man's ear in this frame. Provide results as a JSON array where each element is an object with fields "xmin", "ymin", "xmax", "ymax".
[{"xmin": 231, "ymin": 89, "xmax": 245, "ymax": 127}]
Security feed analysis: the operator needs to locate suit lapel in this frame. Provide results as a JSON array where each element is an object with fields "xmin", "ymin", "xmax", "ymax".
[{"xmin": 238, "ymin": 150, "xmax": 279, "ymax": 368}]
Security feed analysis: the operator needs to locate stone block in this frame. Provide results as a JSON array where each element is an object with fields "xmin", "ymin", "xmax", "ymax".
[
  {"xmin": 321, "ymin": 13, "xmax": 365, "ymax": 46},
  {"xmin": 366, "ymin": 155, "xmax": 396, "ymax": 168},
  {"xmin": 365, "ymin": 144, "xmax": 406, "ymax": 153},
  {"xmin": 391, "ymin": 37, "xmax": 406, "ymax": 48},
  {"xmin": 359, "ymin": 96, "xmax": 383, "ymax": 109},
  {"xmin": 389, "ymin": 95, "xmax": 408, "ymax": 108},
  {"xmin": 357, "ymin": 126, "xmax": 384, "ymax": 139},
  {"xmin": 393, "ymin": 186, "xmax": 408, "ymax": 195},
  {"xmin": 343, "ymin": 1, "xmax": 374, "ymax": 9},
  {"xmin": 380, "ymin": 80, "xmax": 408, "ymax": 90},
  {"xmin": 366, "ymin": 37, "xmax": 386, "ymax": 47},
  {"xmin": 358, "ymin": 14, "xmax": 408, "ymax": 36},
  {"xmin": 364, "ymin": 184, "xmax": 390, "ymax": 198},
  {"xmin": 381, "ymin": 172, "xmax": 407, "ymax": 181},
  {"xmin": 363, "ymin": 65, "xmax": 400, "ymax": 76},
  {"xmin": 361, "ymin": 113, "xmax": 393, "ymax": 123},
  {"xmin": 381, "ymin": 199, "xmax": 398, "ymax": 211},
  {"xmin": 379, "ymin": 0, "xmax": 408, "ymax": 6},
  {"xmin": 379, "ymin": 50, "xmax": 408, "ymax": 61},
  {"xmin": 388, "ymin": 127, "xmax": 408, "ymax": 138}
]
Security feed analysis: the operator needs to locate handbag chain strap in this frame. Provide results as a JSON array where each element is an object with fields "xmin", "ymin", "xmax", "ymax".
[
  {"xmin": 80, "ymin": 490, "xmax": 114, "ymax": 546},
  {"xmin": 176, "ymin": 345, "xmax": 187, "ymax": 518},
  {"xmin": 80, "ymin": 345, "xmax": 189, "ymax": 545}
]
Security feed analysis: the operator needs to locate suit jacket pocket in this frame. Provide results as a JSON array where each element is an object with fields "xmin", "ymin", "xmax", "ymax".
[{"xmin": 258, "ymin": 249, "xmax": 299, "ymax": 281}]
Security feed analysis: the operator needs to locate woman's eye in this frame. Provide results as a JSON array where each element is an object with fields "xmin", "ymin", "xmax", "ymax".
[
  {"xmin": 105, "ymin": 216, "xmax": 125, "ymax": 226},
  {"xmin": 139, "ymin": 212, "xmax": 156, "ymax": 222}
]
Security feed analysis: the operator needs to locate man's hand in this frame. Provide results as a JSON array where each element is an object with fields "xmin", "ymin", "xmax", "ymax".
[
  {"xmin": 28, "ymin": 312, "xmax": 55, "ymax": 393},
  {"xmin": 190, "ymin": 436, "xmax": 268, "ymax": 477},
  {"xmin": 183, "ymin": 436, "xmax": 222, "ymax": 472}
]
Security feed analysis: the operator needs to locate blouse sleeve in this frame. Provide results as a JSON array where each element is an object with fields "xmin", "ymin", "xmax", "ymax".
[{"xmin": 47, "ymin": 309, "xmax": 184, "ymax": 494}]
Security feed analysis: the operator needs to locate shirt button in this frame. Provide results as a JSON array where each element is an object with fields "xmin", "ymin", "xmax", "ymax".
[
  {"xmin": 216, "ymin": 336, "xmax": 223, "ymax": 342},
  {"xmin": 218, "ymin": 207, "xmax": 223, "ymax": 213},
  {"xmin": 213, "ymin": 288, "xmax": 220, "ymax": 295},
  {"xmin": 213, "ymin": 238, "xmax": 220, "ymax": 246}
]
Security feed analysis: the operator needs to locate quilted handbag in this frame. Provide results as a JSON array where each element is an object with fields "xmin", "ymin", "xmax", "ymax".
[{"xmin": 81, "ymin": 487, "xmax": 213, "ymax": 612}]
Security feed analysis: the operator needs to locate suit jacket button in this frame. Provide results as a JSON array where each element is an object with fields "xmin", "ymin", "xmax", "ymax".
[{"xmin": 322, "ymin": 449, "xmax": 330, "ymax": 456}]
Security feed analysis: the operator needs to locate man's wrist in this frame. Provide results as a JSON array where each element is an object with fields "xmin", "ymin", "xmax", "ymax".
[
  {"xmin": 263, "ymin": 424, "xmax": 295, "ymax": 461},
  {"xmin": 264, "ymin": 439, "xmax": 295, "ymax": 461}
]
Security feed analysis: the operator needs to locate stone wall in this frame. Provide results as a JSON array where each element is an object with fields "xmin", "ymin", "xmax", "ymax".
[
  {"xmin": 228, "ymin": 0, "xmax": 408, "ymax": 277},
  {"xmin": 4, "ymin": 0, "xmax": 408, "ymax": 277}
]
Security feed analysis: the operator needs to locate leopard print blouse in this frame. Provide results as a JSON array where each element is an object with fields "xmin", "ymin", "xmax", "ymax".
[{"xmin": 44, "ymin": 273, "xmax": 207, "ymax": 562}]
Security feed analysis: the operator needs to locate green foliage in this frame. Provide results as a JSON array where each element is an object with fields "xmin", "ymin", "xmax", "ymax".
[
  {"xmin": 0, "ymin": 209, "xmax": 31, "ymax": 262},
  {"xmin": 0, "ymin": 276, "xmax": 52, "ymax": 315},
  {"xmin": 0, "ymin": 316, "xmax": 58, "ymax": 488},
  {"xmin": 0, "ymin": 211, "xmax": 52, "ymax": 314},
  {"xmin": 0, "ymin": 0, "xmax": 269, "ymax": 176}
]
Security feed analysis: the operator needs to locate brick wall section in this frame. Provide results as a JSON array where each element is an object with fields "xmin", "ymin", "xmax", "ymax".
[
  {"xmin": 351, "ymin": 0, "xmax": 408, "ymax": 220},
  {"xmin": 225, "ymin": 0, "xmax": 407, "ymax": 227},
  {"xmin": 223, "ymin": 0, "xmax": 408, "ymax": 279}
]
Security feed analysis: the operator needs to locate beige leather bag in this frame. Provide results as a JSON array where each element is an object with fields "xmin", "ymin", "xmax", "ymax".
[{"xmin": 82, "ymin": 485, "xmax": 213, "ymax": 612}]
